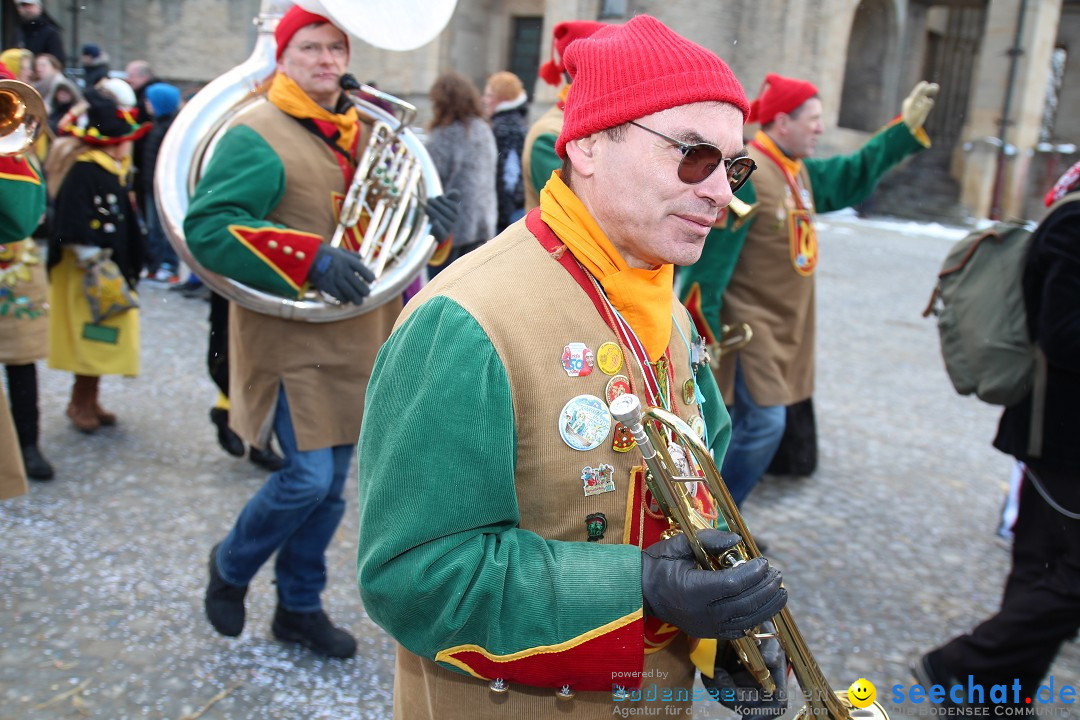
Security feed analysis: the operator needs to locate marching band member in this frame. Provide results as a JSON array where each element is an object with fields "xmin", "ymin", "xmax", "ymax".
[{"xmin": 358, "ymin": 17, "xmax": 788, "ymax": 718}]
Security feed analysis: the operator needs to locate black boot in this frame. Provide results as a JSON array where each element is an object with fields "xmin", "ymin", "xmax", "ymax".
[
  {"xmin": 22, "ymin": 445, "xmax": 54, "ymax": 481},
  {"xmin": 249, "ymin": 442, "xmax": 284, "ymax": 472},
  {"xmin": 209, "ymin": 407, "xmax": 245, "ymax": 457},
  {"xmin": 204, "ymin": 543, "xmax": 248, "ymax": 637},
  {"xmin": 271, "ymin": 606, "xmax": 357, "ymax": 658}
]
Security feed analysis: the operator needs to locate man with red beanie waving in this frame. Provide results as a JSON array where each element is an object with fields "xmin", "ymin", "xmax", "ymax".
[
  {"xmin": 681, "ymin": 74, "xmax": 938, "ymax": 508},
  {"xmin": 186, "ymin": 5, "xmax": 457, "ymax": 658},
  {"xmin": 521, "ymin": 19, "xmax": 608, "ymax": 212},
  {"xmin": 358, "ymin": 15, "xmax": 788, "ymax": 719}
]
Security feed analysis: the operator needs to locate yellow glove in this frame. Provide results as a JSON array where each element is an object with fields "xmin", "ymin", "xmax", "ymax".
[{"xmin": 901, "ymin": 81, "xmax": 939, "ymax": 132}]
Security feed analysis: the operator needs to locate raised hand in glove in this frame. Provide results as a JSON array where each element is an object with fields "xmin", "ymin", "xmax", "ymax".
[
  {"xmin": 901, "ymin": 81, "xmax": 940, "ymax": 132},
  {"xmin": 703, "ymin": 622, "xmax": 789, "ymax": 717},
  {"xmin": 307, "ymin": 244, "xmax": 375, "ymax": 306},
  {"xmin": 642, "ymin": 530, "xmax": 787, "ymax": 640},
  {"xmin": 425, "ymin": 189, "xmax": 460, "ymax": 245}
]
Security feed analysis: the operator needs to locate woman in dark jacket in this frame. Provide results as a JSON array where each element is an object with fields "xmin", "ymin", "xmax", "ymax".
[
  {"xmin": 915, "ymin": 162, "xmax": 1080, "ymax": 702},
  {"xmin": 482, "ymin": 71, "xmax": 528, "ymax": 232}
]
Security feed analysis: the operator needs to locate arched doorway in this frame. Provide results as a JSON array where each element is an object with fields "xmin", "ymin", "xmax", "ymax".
[{"xmin": 838, "ymin": 0, "xmax": 897, "ymax": 132}]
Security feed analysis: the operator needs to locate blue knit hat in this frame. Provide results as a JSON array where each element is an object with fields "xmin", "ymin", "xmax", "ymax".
[{"xmin": 145, "ymin": 82, "xmax": 181, "ymax": 117}]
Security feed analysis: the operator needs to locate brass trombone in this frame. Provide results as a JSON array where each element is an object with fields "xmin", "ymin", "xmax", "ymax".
[
  {"xmin": 0, "ymin": 80, "xmax": 46, "ymax": 157},
  {"xmin": 608, "ymin": 393, "xmax": 887, "ymax": 720}
]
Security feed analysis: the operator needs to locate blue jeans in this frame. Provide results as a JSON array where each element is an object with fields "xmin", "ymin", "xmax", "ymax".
[
  {"xmin": 216, "ymin": 386, "xmax": 354, "ymax": 612},
  {"xmin": 145, "ymin": 201, "xmax": 179, "ymax": 273},
  {"xmin": 720, "ymin": 359, "xmax": 786, "ymax": 507}
]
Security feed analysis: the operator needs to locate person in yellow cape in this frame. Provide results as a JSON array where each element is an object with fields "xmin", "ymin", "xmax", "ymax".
[{"xmin": 357, "ymin": 15, "xmax": 789, "ymax": 720}]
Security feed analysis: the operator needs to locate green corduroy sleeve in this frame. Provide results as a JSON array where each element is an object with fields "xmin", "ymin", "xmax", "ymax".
[
  {"xmin": 357, "ymin": 295, "xmax": 643, "ymax": 671},
  {"xmin": 677, "ymin": 180, "xmax": 758, "ymax": 336},
  {"xmin": 529, "ymin": 132, "xmax": 560, "ymax": 201},
  {"xmin": 183, "ymin": 125, "xmax": 309, "ymax": 298},
  {"xmin": 0, "ymin": 155, "xmax": 46, "ymax": 243},
  {"xmin": 805, "ymin": 121, "xmax": 927, "ymax": 214}
]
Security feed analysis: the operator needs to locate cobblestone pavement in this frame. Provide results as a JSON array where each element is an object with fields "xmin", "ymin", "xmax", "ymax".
[{"xmin": 2, "ymin": 212, "xmax": 1076, "ymax": 720}]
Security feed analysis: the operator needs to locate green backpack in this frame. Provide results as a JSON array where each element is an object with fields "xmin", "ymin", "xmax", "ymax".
[{"xmin": 922, "ymin": 219, "xmax": 1037, "ymax": 407}]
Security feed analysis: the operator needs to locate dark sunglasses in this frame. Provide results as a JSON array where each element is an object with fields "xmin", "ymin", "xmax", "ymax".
[{"xmin": 628, "ymin": 120, "xmax": 756, "ymax": 190}]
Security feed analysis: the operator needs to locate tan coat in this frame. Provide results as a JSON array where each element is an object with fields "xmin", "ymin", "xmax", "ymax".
[
  {"xmin": 0, "ymin": 381, "xmax": 27, "ymax": 501},
  {"xmin": 0, "ymin": 240, "xmax": 49, "ymax": 365},
  {"xmin": 718, "ymin": 144, "xmax": 816, "ymax": 406},
  {"xmin": 390, "ymin": 221, "xmax": 709, "ymax": 719},
  {"xmin": 522, "ymin": 104, "xmax": 564, "ymax": 212},
  {"xmin": 226, "ymin": 103, "xmax": 401, "ymax": 452}
]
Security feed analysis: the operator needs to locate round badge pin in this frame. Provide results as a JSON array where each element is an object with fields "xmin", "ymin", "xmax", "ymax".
[
  {"xmin": 596, "ymin": 342, "xmax": 623, "ymax": 376},
  {"xmin": 689, "ymin": 415, "xmax": 705, "ymax": 439},
  {"xmin": 605, "ymin": 375, "xmax": 632, "ymax": 404},
  {"xmin": 558, "ymin": 394, "xmax": 612, "ymax": 451},
  {"xmin": 561, "ymin": 342, "xmax": 595, "ymax": 377}
]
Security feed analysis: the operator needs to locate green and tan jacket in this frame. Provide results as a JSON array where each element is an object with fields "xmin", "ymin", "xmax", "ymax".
[
  {"xmin": 522, "ymin": 104, "xmax": 563, "ymax": 212},
  {"xmin": 358, "ymin": 213, "xmax": 731, "ymax": 719},
  {"xmin": 0, "ymin": 152, "xmax": 48, "ymax": 366},
  {"xmin": 681, "ymin": 120, "xmax": 927, "ymax": 405},
  {"xmin": 184, "ymin": 100, "xmax": 400, "ymax": 451}
]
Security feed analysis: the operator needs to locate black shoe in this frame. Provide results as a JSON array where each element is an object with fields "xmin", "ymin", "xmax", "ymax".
[
  {"xmin": 249, "ymin": 443, "xmax": 284, "ymax": 472},
  {"xmin": 205, "ymin": 543, "xmax": 248, "ymax": 637},
  {"xmin": 22, "ymin": 445, "xmax": 55, "ymax": 481},
  {"xmin": 271, "ymin": 606, "xmax": 357, "ymax": 658},
  {"xmin": 210, "ymin": 408, "xmax": 245, "ymax": 457},
  {"xmin": 911, "ymin": 651, "xmax": 961, "ymax": 704}
]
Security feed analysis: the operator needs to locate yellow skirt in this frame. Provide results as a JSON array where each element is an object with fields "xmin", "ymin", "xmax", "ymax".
[{"xmin": 47, "ymin": 249, "xmax": 140, "ymax": 377}]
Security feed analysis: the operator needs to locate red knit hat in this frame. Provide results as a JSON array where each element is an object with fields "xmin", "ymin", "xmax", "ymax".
[
  {"xmin": 274, "ymin": 5, "xmax": 349, "ymax": 61},
  {"xmin": 538, "ymin": 20, "xmax": 608, "ymax": 87},
  {"xmin": 747, "ymin": 73, "xmax": 818, "ymax": 126},
  {"xmin": 556, "ymin": 15, "xmax": 748, "ymax": 159}
]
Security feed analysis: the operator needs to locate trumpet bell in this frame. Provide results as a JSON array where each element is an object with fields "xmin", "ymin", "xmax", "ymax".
[{"xmin": 0, "ymin": 80, "xmax": 46, "ymax": 156}]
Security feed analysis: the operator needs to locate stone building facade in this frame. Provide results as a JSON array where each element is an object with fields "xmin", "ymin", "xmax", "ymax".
[{"xmin": 3, "ymin": 0, "xmax": 1078, "ymax": 221}]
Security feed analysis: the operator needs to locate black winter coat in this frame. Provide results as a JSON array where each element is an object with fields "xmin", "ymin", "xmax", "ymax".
[
  {"xmin": 993, "ymin": 199, "xmax": 1080, "ymax": 473},
  {"xmin": 15, "ymin": 16, "xmax": 65, "ymax": 66},
  {"xmin": 490, "ymin": 106, "xmax": 527, "ymax": 232}
]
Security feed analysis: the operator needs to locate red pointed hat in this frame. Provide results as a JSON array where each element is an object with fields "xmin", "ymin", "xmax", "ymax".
[
  {"xmin": 556, "ymin": 15, "xmax": 748, "ymax": 158},
  {"xmin": 274, "ymin": 5, "xmax": 349, "ymax": 60},
  {"xmin": 747, "ymin": 73, "xmax": 818, "ymax": 126},
  {"xmin": 538, "ymin": 20, "xmax": 609, "ymax": 87}
]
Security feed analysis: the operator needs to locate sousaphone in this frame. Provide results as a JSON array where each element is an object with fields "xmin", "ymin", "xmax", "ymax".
[{"xmin": 155, "ymin": 0, "xmax": 457, "ymax": 321}]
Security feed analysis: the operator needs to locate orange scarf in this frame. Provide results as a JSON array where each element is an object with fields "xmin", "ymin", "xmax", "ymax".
[
  {"xmin": 267, "ymin": 73, "xmax": 358, "ymax": 154},
  {"xmin": 539, "ymin": 172, "xmax": 673, "ymax": 361},
  {"xmin": 754, "ymin": 130, "xmax": 802, "ymax": 177}
]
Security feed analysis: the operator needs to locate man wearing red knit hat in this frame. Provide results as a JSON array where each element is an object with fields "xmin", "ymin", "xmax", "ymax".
[
  {"xmin": 358, "ymin": 15, "xmax": 789, "ymax": 719},
  {"xmin": 186, "ymin": 4, "xmax": 457, "ymax": 659},
  {"xmin": 681, "ymin": 74, "xmax": 938, "ymax": 508},
  {"xmin": 521, "ymin": 19, "xmax": 608, "ymax": 212}
]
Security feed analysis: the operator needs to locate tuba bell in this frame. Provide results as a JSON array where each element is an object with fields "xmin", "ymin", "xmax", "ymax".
[
  {"xmin": 0, "ymin": 79, "xmax": 47, "ymax": 157},
  {"xmin": 155, "ymin": 0, "xmax": 457, "ymax": 322},
  {"xmin": 608, "ymin": 393, "xmax": 888, "ymax": 720}
]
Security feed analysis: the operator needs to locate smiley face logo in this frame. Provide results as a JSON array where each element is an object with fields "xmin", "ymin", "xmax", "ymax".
[{"xmin": 847, "ymin": 678, "xmax": 877, "ymax": 708}]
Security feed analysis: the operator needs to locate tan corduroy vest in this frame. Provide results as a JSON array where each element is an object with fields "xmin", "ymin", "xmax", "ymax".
[
  {"xmin": 522, "ymin": 104, "xmax": 564, "ymax": 212},
  {"xmin": 227, "ymin": 102, "xmax": 401, "ymax": 451},
  {"xmin": 391, "ymin": 219, "xmax": 709, "ymax": 720},
  {"xmin": 718, "ymin": 143, "xmax": 817, "ymax": 406}
]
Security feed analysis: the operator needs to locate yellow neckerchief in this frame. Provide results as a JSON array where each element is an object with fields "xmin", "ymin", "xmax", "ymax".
[
  {"xmin": 540, "ymin": 171, "xmax": 673, "ymax": 362},
  {"xmin": 267, "ymin": 73, "xmax": 358, "ymax": 154},
  {"xmin": 78, "ymin": 148, "xmax": 132, "ymax": 185},
  {"xmin": 754, "ymin": 129, "xmax": 803, "ymax": 178},
  {"xmin": 556, "ymin": 84, "xmax": 570, "ymax": 110}
]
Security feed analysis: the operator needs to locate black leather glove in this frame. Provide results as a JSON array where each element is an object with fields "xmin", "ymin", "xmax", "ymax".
[
  {"xmin": 306, "ymin": 244, "xmax": 374, "ymax": 305},
  {"xmin": 425, "ymin": 189, "xmax": 460, "ymax": 244},
  {"xmin": 703, "ymin": 622, "xmax": 789, "ymax": 717},
  {"xmin": 642, "ymin": 530, "xmax": 787, "ymax": 640}
]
